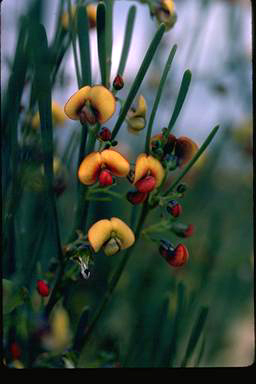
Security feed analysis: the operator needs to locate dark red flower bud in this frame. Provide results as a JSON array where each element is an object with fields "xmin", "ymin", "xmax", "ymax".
[
  {"xmin": 167, "ymin": 200, "xmax": 182, "ymax": 217},
  {"xmin": 127, "ymin": 191, "xmax": 148, "ymax": 205},
  {"xmin": 98, "ymin": 127, "xmax": 112, "ymax": 141},
  {"xmin": 37, "ymin": 280, "xmax": 50, "ymax": 297},
  {"xmin": 159, "ymin": 239, "xmax": 175, "ymax": 260},
  {"xmin": 98, "ymin": 169, "xmax": 113, "ymax": 186},
  {"xmin": 113, "ymin": 74, "xmax": 124, "ymax": 90},
  {"xmin": 184, "ymin": 224, "xmax": 194, "ymax": 238},
  {"xmin": 168, "ymin": 244, "xmax": 189, "ymax": 267},
  {"xmin": 135, "ymin": 175, "xmax": 156, "ymax": 193},
  {"xmin": 10, "ymin": 342, "xmax": 21, "ymax": 360}
]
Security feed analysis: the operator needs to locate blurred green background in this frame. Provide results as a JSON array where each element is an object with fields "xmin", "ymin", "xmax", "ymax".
[{"xmin": 2, "ymin": 0, "xmax": 253, "ymax": 367}]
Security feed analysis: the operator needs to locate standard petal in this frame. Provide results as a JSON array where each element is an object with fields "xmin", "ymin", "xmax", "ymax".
[
  {"xmin": 133, "ymin": 153, "xmax": 150, "ymax": 185},
  {"xmin": 78, "ymin": 152, "xmax": 102, "ymax": 185},
  {"xmin": 175, "ymin": 136, "xmax": 199, "ymax": 167},
  {"xmin": 52, "ymin": 101, "xmax": 68, "ymax": 125},
  {"xmin": 100, "ymin": 149, "xmax": 130, "ymax": 177},
  {"xmin": 88, "ymin": 219, "xmax": 113, "ymax": 253},
  {"xmin": 64, "ymin": 86, "xmax": 91, "ymax": 120},
  {"xmin": 146, "ymin": 155, "xmax": 165, "ymax": 187},
  {"xmin": 110, "ymin": 217, "xmax": 135, "ymax": 250},
  {"xmin": 87, "ymin": 85, "xmax": 116, "ymax": 124}
]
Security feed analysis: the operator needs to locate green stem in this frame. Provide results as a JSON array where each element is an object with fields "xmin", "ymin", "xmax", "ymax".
[
  {"xmin": 145, "ymin": 44, "xmax": 177, "ymax": 153},
  {"xmin": 76, "ymin": 201, "xmax": 150, "ymax": 353},
  {"xmin": 68, "ymin": 0, "xmax": 82, "ymax": 88}
]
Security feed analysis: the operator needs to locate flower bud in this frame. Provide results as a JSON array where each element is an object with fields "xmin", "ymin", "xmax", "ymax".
[
  {"xmin": 37, "ymin": 280, "xmax": 50, "ymax": 297},
  {"xmin": 168, "ymin": 244, "xmax": 189, "ymax": 267},
  {"xmin": 167, "ymin": 200, "xmax": 182, "ymax": 217},
  {"xmin": 176, "ymin": 183, "xmax": 187, "ymax": 194},
  {"xmin": 98, "ymin": 169, "xmax": 113, "ymax": 186},
  {"xmin": 172, "ymin": 223, "xmax": 194, "ymax": 238},
  {"xmin": 127, "ymin": 191, "xmax": 148, "ymax": 205},
  {"xmin": 159, "ymin": 239, "xmax": 175, "ymax": 260},
  {"xmin": 113, "ymin": 74, "xmax": 124, "ymax": 91},
  {"xmin": 98, "ymin": 127, "xmax": 112, "ymax": 141}
]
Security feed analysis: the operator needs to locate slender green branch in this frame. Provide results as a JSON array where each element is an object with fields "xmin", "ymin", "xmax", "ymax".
[
  {"xmin": 166, "ymin": 69, "xmax": 192, "ymax": 135},
  {"xmin": 68, "ymin": 0, "xmax": 82, "ymax": 88},
  {"xmin": 76, "ymin": 201, "xmax": 150, "ymax": 353},
  {"xmin": 145, "ymin": 44, "xmax": 177, "ymax": 153},
  {"xmin": 111, "ymin": 24, "xmax": 166, "ymax": 139},
  {"xmin": 117, "ymin": 6, "xmax": 137, "ymax": 77}
]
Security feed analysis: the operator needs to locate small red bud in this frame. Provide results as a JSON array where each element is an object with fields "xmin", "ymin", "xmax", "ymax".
[
  {"xmin": 37, "ymin": 280, "xmax": 50, "ymax": 297},
  {"xmin": 184, "ymin": 224, "xmax": 194, "ymax": 238},
  {"xmin": 98, "ymin": 169, "xmax": 113, "ymax": 186},
  {"xmin": 168, "ymin": 244, "xmax": 189, "ymax": 267},
  {"xmin": 10, "ymin": 342, "xmax": 21, "ymax": 360},
  {"xmin": 127, "ymin": 191, "xmax": 148, "ymax": 205},
  {"xmin": 135, "ymin": 175, "xmax": 156, "ymax": 193},
  {"xmin": 167, "ymin": 200, "xmax": 182, "ymax": 217},
  {"xmin": 98, "ymin": 127, "xmax": 112, "ymax": 141},
  {"xmin": 113, "ymin": 74, "xmax": 124, "ymax": 90}
]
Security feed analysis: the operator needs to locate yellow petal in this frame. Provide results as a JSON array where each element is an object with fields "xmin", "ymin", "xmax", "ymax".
[
  {"xmin": 110, "ymin": 217, "xmax": 135, "ymax": 250},
  {"xmin": 176, "ymin": 136, "xmax": 199, "ymax": 167},
  {"xmin": 52, "ymin": 101, "xmax": 68, "ymax": 125},
  {"xmin": 64, "ymin": 86, "xmax": 91, "ymax": 120},
  {"xmin": 146, "ymin": 155, "xmax": 165, "ymax": 187},
  {"xmin": 127, "ymin": 117, "xmax": 146, "ymax": 133},
  {"xmin": 88, "ymin": 219, "xmax": 113, "ymax": 253},
  {"xmin": 101, "ymin": 149, "xmax": 130, "ymax": 177},
  {"xmin": 87, "ymin": 85, "xmax": 116, "ymax": 124},
  {"xmin": 86, "ymin": 4, "xmax": 97, "ymax": 28},
  {"xmin": 161, "ymin": 0, "xmax": 175, "ymax": 13},
  {"xmin": 128, "ymin": 95, "xmax": 147, "ymax": 119},
  {"xmin": 61, "ymin": 6, "xmax": 76, "ymax": 29},
  {"xmin": 78, "ymin": 152, "xmax": 102, "ymax": 185},
  {"xmin": 133, "ymin": 153, "xmax": 150, "ymax": 185}
]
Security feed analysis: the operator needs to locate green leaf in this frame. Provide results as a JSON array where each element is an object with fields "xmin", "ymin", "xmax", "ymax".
[
  {"xmin": 97, "ymin": 2, "xmax": 108, "ymax": 87},
  {"xmin": 163, "ymin": 125, "xmax": 220, "ymax": 196},
  {"xmin": 181, "ymin": 306, "xmax": 209, "ymax": 367},
  {"xmin": 111, "ymin": 23, "xmax": 166, "ymax": 139},
  {"xmin": 145, "ymin": 44, "xmax": 177, "ymax": 153},
  {"xmin": 117, "ymin": 6, "xmax": 137, "ymax": 77},
  {"xmin": 167, "ymin": 69, "xmax": 192, "ymax": 135},
  {"xmin": 77, "ymin": 6, "xmax": 91, "ymax": 86},
  {"xmin": 68, "ymin": 0, "xmax": 82, "ymax": 87},
  {"xmin": 29, "ymin": 22, "xmax": 63, "ymax": 265}
]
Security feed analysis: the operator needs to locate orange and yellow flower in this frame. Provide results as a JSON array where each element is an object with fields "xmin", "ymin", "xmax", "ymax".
[
  {"xmin": 64, "ymin": 85, "xmax": 116, "ymax": 125},
  {"xmin": 78, "ymin": 149, "xmax": 130, "ymax": 186},
  {"xmin": 88, "ymin": 217, "xmax": 135, "ymax": 256},
  {"xmin": 150, "ymin": 133, "xmax": 198, "ymax": 167},
  {"xmin": 61, "ymin": 4, "xmax": 97, "ymax": 30},
  {"xmin": 126, "ymin": 95, "xmax": 147, "ymax": 134},
  {"xmin": 133, "ymin": 153, "xmax": 165, "ymax": 193}
]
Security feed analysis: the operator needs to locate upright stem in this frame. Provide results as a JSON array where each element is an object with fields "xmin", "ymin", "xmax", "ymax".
[{"xmin": 76, "ymin": 201, "xmax": 150, "ymax": 353}]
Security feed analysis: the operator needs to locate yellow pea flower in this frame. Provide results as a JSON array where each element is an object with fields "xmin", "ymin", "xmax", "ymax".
[
  {"xmin": 88, "ymin": 217, "xmax": 135, "ymax": 256},
  {"xmin": 64, "ymin": 85, "xmax": 116, "ymax": 125},
  {"xmin": 31, "ymin": 101, "xmax": 67, "ymax": 129},
  {"xmin": 126, "ymin": 95, "xmax": 147, "ymax": 134}
]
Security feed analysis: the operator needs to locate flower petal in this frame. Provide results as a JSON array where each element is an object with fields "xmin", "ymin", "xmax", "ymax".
[
  {"xmin": 175, "ymin": 136, "xmax": 199, "ymax": 167},
  {"xmin": 88, "ymin": 219, "xmax": 113, "ymax": 253},
  {"xmin": 52, "ymin": 101, "xmax": 68, "ymax": 125},
  {"xmin": 78, "ymin": 152, "xmax": 102, "ymax": 185},
  {"xmin": 101, "ymin": 149, "xmax": 130, "ymax": 177},
  {"xmin": 146, "ymin": 155, "xmax": 165, "ymax": 187},
  {"xmin": 64, "ymin": 86, "xmax": 91, "ymax": 120},
  {"xmin": 133, "ymin": 153, "xmax": 150, "ymax": 185},
  {"xmin": 87, "ymin": 85, "xmax": 116, "ymax": 124},
  {"xmin": 128, "ymin": 95, "xmax": 147, "ymax": 119},
  {"xmin": 110, "ymin": 217, "xmax": 135, "ymax": 250},
  {"xmin": 86, "ymin": 4, "xmax": 97, "ymax": 28}
]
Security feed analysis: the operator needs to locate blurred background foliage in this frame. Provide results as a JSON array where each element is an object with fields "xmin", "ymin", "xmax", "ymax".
[{"xmin": 2, "ymin": 0, "xmax": 253, "ymax": 367}]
